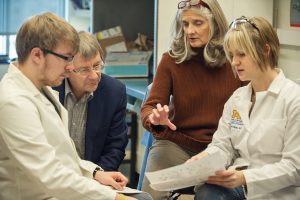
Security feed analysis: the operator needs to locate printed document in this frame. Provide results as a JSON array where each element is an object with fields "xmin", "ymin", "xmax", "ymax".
[
  {"xmin": 101, "ymin": 185, "xmax": 144, "ymax": 194},
  {"xmin": 145, "ymin": 151, "xmax": 226, "ymax": 191},
  {"xmin": 116, "ymin": 187, "xmax": 144, "ymax": 194}
]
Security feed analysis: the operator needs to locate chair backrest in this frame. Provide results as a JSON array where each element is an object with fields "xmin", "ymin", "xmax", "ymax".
[
  {"xmin": 137, "ymin": 83, "xmax": 155, "ymax": 190},
  {"xmin": 137, "ymin": 83, "xmax": 176, "ymax": 190}
]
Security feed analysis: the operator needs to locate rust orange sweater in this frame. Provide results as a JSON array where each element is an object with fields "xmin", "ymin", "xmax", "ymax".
[{"xmin": 141, "ymin": 51, "xmax": 242, "ymax": 153}]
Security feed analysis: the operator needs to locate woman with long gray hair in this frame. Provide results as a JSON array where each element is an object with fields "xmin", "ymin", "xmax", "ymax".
[{"xmin": 140, "ymin": 0, "xmax": 242, "ymax": 199}]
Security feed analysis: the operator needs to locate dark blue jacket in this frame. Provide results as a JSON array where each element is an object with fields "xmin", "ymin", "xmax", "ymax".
[{"xmin": 54, "ymin": 74, "xmax": 128, "ymax": 171}]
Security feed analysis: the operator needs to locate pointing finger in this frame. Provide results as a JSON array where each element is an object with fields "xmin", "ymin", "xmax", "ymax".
[
  {"xmin": 156, "ymin": 103, "xmax": 163, "ymax": 112},
  {"xmin": 163, "ymin": 105, "xmax": 169, "ymax": 113},
  {"xmin": 167, "ymin": 120, "xmax": 177, "ymax": 130},
  {"xmin": 152, "ymin": 108, "xmax": 160, "ymax": 118}
]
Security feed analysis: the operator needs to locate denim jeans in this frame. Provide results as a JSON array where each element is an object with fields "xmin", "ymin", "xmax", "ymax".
[
  {"xmin": 142, "ymin": 140, "xmax": 196, "ymax": 200},
  {"xmin": 194, "ymin": 183, "xmax": 245, "ymax": 200}
]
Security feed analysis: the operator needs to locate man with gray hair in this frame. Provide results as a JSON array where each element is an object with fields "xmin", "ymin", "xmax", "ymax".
[{"xmin": 54, "ymin": 31, "xmax": 128, "ymax": 172}]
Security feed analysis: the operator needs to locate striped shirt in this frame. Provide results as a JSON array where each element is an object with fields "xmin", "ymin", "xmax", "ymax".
[{"xmin": 64, "ymin": 80, "xmax": 94, "ymax": 158}]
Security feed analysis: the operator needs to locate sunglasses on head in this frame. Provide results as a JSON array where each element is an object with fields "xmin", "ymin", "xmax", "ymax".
[
  {"xmin": 178, "ymin": 0, "xmax": 210, "ymax": 10},
  {"xmin": 229, "ymin": 16, "xmax": 260, "ymax": 32}
]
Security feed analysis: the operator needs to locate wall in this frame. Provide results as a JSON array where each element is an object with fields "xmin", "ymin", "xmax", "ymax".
[
  {"xmin": 156, "ymin": 0, "xmax": 300, "ymax": 82},
  {"xmin": 3, "ymin": 0, "xmax": 65, "ymax": 33},
  {"xmin": 65, "ymin": 0, "xmax": 91, "ymax": 31},
  {"xmin": 156, "ymin": 0, "xmax": 273, "ymax": 66},
  {"xmin": 218, "ymin": 0, "xmax": 273, "ymax": 23},
  {"xmin": 156, "ymin": 0, "xmax": 176, "ymax": 66},
  {"xmin": 274, "ymin": 0, "xmax": 300, "ymax": 83}
]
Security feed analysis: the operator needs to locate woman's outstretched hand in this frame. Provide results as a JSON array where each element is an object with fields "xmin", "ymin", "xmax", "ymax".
[{"xmin": 148, "ymin": 103, "xmax": 176, "ymax": 130}]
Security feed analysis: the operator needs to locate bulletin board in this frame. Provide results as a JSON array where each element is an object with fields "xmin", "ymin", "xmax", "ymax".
[{"xmin": 290, "ymin": 0, "xmax": 300, "ymax": 27}]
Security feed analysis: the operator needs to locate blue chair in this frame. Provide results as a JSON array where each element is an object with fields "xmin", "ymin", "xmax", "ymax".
[
  {"xmin": 137, "ymin": 130, "xmax": 155, "ymax": 190},
  {"xmin": 137, "ymin": 85, "xmax": 194, "ymax": 200},
  {"xmin": 137, "ymin": 84, "xmax": 155, "ymax": 190}
]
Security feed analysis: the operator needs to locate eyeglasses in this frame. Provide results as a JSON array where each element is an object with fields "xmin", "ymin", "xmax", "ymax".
[
  {"xmin": 178, "ymin": 0, "xmax": 210, "ymax": 10},
  {"xmin": 73, "ymin": 62, "xmax": 105, "ymax": 75},
  {"xmin": 43, "ymin": 49, "xmax": 74, "ymax": 62},
  {"xmin": 229, "ymin": 16, "xmax": 260, "ymax": 32}
]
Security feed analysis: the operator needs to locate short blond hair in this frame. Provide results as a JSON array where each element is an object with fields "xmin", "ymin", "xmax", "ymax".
[
  {"xmin": 224, "ymin": 16, "xmax": 280, "ymax": 71},
  {"xmin": 16, "ymin": 12, "xmax": 79, "ymax": 63}
]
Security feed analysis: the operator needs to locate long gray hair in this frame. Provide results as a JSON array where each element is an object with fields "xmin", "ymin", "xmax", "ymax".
[{"xmin": 169, "ymin": 0, "xmax": 228, "ymax": 67}]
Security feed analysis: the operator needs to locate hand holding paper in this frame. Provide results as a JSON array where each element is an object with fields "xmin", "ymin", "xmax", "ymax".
[
  {"xmin": 207, "ymin": 169, "xmax": 246, "ymax": 189},
  {"xmin": 145, "ymin": 151, "xmax": 226, "ymax": 191}
]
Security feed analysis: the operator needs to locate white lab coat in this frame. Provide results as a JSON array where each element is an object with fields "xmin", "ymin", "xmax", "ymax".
[
  {"xmin": 205, "ymin": 70, "xmax": 300, "ymax": 199},
  {"xmin": 0, "ymin": 63, "xmax": 116, "ymax": 200}
]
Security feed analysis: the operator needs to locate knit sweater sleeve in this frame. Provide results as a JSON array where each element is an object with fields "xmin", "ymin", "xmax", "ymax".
[{"xmin": 141, "ymin": 53, "xmax": 173, "ymax": 135}]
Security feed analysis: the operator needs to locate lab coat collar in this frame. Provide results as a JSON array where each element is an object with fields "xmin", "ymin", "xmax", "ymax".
[
  {"xmin": 8, "ymin": 63, "xmax": 65, "ymax": 119},
  {"xmin": 8, "ymin": 62, "xmax": 42, "ymax": 98},
  {"xmin": 236, "ymin": 68, "xmax": 285, "ymax": 100},
  {"xmin": 232, "ymin": 69, "xmax": 286, "ymax": 131},
  {"xmin": 267, "ymin": 68, "xmax": 286, "ymax": 95}
]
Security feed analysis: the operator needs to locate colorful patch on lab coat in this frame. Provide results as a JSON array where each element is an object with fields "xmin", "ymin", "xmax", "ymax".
[{"xmin": 230, "ymin": 109, "xmax": 243, "ymax": 130}]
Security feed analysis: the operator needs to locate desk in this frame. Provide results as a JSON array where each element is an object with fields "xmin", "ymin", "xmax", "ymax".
[
  {"xmin": 119, "ymin": 78, "xmax": 150, "ymax": 100},
  {"xmin": 119, "ymin": 78, "xmax": 151, "ymax": 112}
]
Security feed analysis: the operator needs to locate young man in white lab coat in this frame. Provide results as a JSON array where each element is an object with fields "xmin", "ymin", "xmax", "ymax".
[{"xmin": 0, "ymin": 12, "xmax": 151, "ymax": 200}]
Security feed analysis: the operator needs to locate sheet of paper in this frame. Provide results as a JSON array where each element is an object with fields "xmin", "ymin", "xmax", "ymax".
[
  {"xmin": 101, "ymin": 185, "xmax": 144, "ymax": 194},
  {"xmin": 145, "ymin": 151, "xmax": 226, "ymax": 191},
  {"xmin": 116, "ymin": 187, "xmax": 144, "ymax": 194}
]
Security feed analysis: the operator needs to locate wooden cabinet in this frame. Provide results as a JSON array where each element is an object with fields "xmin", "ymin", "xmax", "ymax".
[
  {"xmin": 91, "ymin": 0, "xmax": 155, "ymax": 41},
  {"xmin": 91, "ymin": 0, "xmax": 157, "ymax": 75}
]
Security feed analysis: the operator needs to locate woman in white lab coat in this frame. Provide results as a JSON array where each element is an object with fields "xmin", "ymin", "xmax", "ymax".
[{"xmin": 189, "ymin": 16, "xmax": 300, "ymax": 200}]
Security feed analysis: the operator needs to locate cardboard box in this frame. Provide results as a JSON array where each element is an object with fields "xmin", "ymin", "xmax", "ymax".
[
  {"xmin": 97, "ymin": 36, "xmax": 127, "ymax": 57},
  {"xmin": 96, "ymin": 26, "xmax": 127, "ymax": 57},
  {"xmin": 103, "ymin": 51, "xmax": 152, "ymax": 78},
  {"xmin": 96, "ymin": 26, "xmax": 123, "ymax": 39}
]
